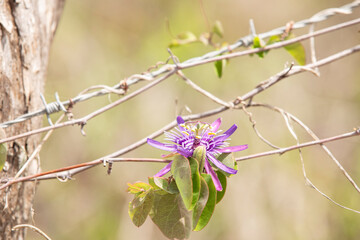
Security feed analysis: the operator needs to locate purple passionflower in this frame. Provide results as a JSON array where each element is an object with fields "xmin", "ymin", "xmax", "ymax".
[{"xmin": 147, "ymin": 116, "xmax": 248, "ymax": 191}]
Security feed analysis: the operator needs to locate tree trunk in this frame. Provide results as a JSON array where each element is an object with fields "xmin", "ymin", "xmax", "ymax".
[{"xmin": 0, "ymin": 1, "xmax": 64, "ymax": 239}]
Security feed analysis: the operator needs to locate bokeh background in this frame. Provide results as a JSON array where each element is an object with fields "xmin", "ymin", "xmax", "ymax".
[{"xmin": 29, "ymin": 0, "xmax": 360, "ymax": 239}]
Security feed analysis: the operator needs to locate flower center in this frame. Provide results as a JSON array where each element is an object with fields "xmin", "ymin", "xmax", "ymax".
[
  {"xmin": 192, "ymin": 137, "xmax": 201, "ymax": 149},
  {"xmin": 180, "ymin": 122, "xmax": 217, "ymax": 150}
]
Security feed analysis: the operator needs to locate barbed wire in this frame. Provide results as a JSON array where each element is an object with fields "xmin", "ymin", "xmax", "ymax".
[
  {"xmin": 1, "ymin": 42, "xmax": 358, "ymax": 187},
  {"xmin": 1, "ymin": 0, "xmax": 359, "ymax": 128}
]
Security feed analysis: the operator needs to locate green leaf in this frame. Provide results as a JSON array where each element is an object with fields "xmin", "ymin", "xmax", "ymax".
[
  {"xmin": 0, "ymin": 128, "xmax": 7, "ymax": 171},
  {"xmin": 192, "ymin": 177, "xmax": 209, "ymax": 230},
  {"xmin": 266, "ymin": 34, "xmax": 306, "ymax": 65},
  {"xmin": 252, "ymin": 36, "xmax": 265, "ymax": 58},
  {"xmin": 171, "ymin": 155, "xmax": 193, "ymax": 210},
  {"xmin": 148, "ymin": 177, "xmax": 161, "ymax": 190},
  {"xmin": 266, "ymin": 35, "xmax": 280, "ymax": 45},
  {"xmin": 212, "ymin": 20, "xmax": 224, "ymax": 38},
  {"xmin": 213, "ymin": 152, "xmax": 237, "ymax": 177},
  {"xmin": 189, "ymin": 157, "xmax": 201, "ymax": 209},
  {"xmin": 127, "ymin": 182, "xmax": 152, "ymax": 195},
  {"xmin": 216, "ymin": 172, "xmax": 227, "ymax": 203},
  {"xmin": 193, "ymin": 146, "xmax": 206, "ymax": 172},
  {"xmin": 150, "ymin": 193, "xmax": 192, "ymax": 240},
  {"xmin": 148, "ymin": 177, "xmax": 168, "ymax": 196},
  {"xmin": 214, "ymin": 60, "xmax": 222, "ymax": 78},
  {"xmin": 193, "ymin": 174, "xmax": 217, "ymax": 231},
  {"xmin": 169, "ymin": 31, "xmax": 197, "ymax": 48},
  {"xmin": 283, "ymin": 41, "xmax": 306, "ymax": 65},
  {"xmin": 148, "ymin": 176, "xmax": 179, "ymax": 194},
  {"xmin": 177, "ymin": 32, "xmax": 197, "ymax": 41},
  {"xmin": 253, "ymin": 36, "xmax": 262, "ymax": 48},
  {"xmin": 264, "ymin": 35, "xmax": 280, "ymax": 55},
  {"xmin": 214, "ymin": 59, "xmax": 227, "ymax": 78},
  {"xmin": 129, "ymin": 190, "xmax": 154, "ymax": 227},
  {"xmin": 169, "ymin": 39, "xmax": 180, "ymax": 48}
]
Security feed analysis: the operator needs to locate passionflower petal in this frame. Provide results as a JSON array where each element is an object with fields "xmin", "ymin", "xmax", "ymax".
[
  {"xmin": 175, "ymin": 146, "xmax": 193, "ymax": 158},
  {"xmin": 207, "ymin": 153, "xmax": 237, "ymax": 175},
  {"xmin": 147, "ymin": 138, "xmax": 177, "ymax": 152},
  {"xmin": 204, "ymin": 160, "xmax": 222, "ymax": 191},
  {"xmin": 211, "ymin": 118, "xmax": 222, "ymax": 132},
  {"xmin": 154, "ymin": 162, "xmax": 172, "ymax": 177},
  {"xmin": 176, "ymin": 116, "xmax": 186, "ymax": 131},
  {"xmin": 215, "ymin": 124, "xmax": 238, "ymax": 142}
]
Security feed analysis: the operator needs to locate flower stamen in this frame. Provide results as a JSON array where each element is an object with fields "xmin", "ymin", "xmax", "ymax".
[{"xmin": 182, "ymin": 131, "xmax": 190, "ymax": 136}]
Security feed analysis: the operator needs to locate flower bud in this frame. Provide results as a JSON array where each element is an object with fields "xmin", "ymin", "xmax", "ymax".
[{"xmin": 193, "ymin": 145, "xmax": 206, "ymax": 171}]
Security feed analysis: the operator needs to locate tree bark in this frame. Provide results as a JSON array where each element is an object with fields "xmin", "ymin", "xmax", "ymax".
[{"xmin": 0, "ymin": 1, "xmax": 64, "ymax": 239}]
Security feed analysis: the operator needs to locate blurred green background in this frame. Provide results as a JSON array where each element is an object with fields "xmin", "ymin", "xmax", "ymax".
[{"xmin": 30, "ymin": 0, "xmax": 360, "ymax": 239}]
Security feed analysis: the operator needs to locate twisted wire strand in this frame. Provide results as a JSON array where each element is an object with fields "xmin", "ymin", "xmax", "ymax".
[{"xmin": 1, "ymin": 0, "xmax": 359, "ymax": 128}]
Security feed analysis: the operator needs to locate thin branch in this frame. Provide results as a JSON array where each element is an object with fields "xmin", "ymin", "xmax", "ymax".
[
  {"xmin": 251, "ymin": 102, "xmax": 360, "ymax": 194},
  {"xmin": 299, "ymin": 141, "xmax": 360, "ymax": 214},
  {"xmin": 12, "ymin": 224, "xmax": 52, "ymax": 240},
  {"xmin": 305, "ymin": 177, "xmax": 360, "ymax": 214},
  {"xmin": 237, "ymin": 44, "xmax": 360, "ymax": 102},
  {"xmin": 14, "ymin": 114, "xmax": 65, "ymax": 178},
  {"xmin": 176, "ymin": 70, "xmax": 233, "ymax": 108},
  {"xmin": 81, "ymin": 70, "xmax": 176, "ymax": 123},
  {"xmin": 235, "ymin": 128, "xmax": 360, "ymax": 162},
  {"xmin": 34, "ymin": 158, "xmax": 172, "ymax": 181},
  {"xmin": 238, "ymin": 102, "xmax": 281, "ymax": 149},
  {"xmin": 309, "ymin": 24, "xmax": 320, "ymax": 75},
  {"xmin": 0, "ymin": 160, "xmax": 100, "ymax": 189},
  {"xmin": 279, "ymin": 109, "xmax": 360, "ymax": 214},
  {"xmin": 0, "ymin": 158, "xmax": 170, "ymax": 189}
]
